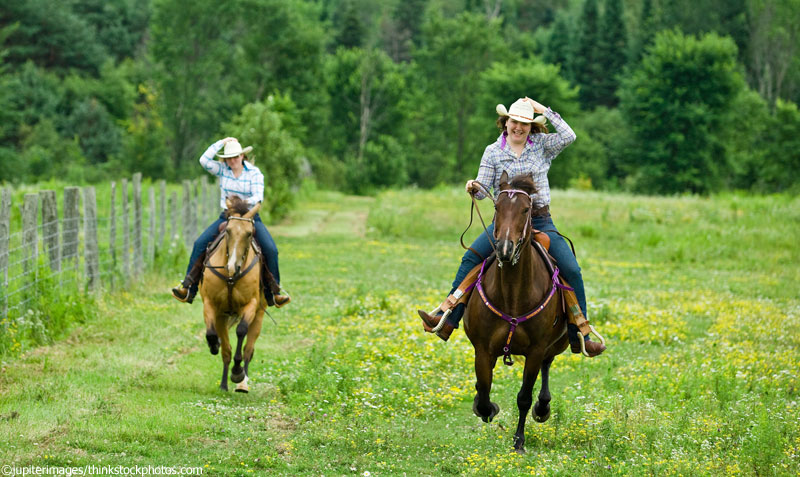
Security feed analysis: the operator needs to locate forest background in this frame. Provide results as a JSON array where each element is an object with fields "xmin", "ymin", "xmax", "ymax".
[{"xmin": 1, "ymin": 0, "xmax": 799, "ymax": 220}]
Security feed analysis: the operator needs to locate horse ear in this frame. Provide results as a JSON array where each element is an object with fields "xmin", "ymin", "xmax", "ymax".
[
  {"xmin": 225, "ymin": 197, "xmax": 234, "ymax": 210},
  {"xmin": 499, "ymin": 170, "xmax": 510, "ymax": 190},
  {"xmin": 243, "ymin": 202, "xmax": 261, "ymax": 219}
]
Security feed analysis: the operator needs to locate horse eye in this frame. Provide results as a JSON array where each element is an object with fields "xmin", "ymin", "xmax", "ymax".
[{"xmin": 522, "ymin": 208, "xmax": 529, "ymax": 214}]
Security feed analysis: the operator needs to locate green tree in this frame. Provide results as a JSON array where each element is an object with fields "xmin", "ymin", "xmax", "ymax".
[
  {"xmin": 543, "ymin": 9, "xmax": 576, "ymax": 82},
  {"xmin": 409, "ymin": 11, "xmax": 504, "ymax": 185},
  {"xmin": 323, "ymin": 47, "xmax": 408, "ymax": 193},
  {"xmin": 334, "ymin": 0, "xmax": 365, "ymax": 48},
  {"xmin": 595, "ymin": 0, "xmax": 626, "ymax": 107},
  {"xmin": 0, "ymin": 0, "xmax": 108, "ymax": 73},
  {"xmin": 150, "ymin": 0, "xmax": 238, "ymax": 177},
  {"xmin": 618, "ymin": 30, "xmax": 745, "ymax": 194},
  {"xmin": 573, "ymin": 0, "xmax": 602, "ymax": 109},
  {"xmin": 233, "ymin": 0, "xmax": 328, "ymax": 128}
]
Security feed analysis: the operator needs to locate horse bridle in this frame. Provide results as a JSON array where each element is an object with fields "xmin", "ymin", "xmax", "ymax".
[
  {"xmin": 494, "ymin": 188, "xmax": 534, "ymax": 267},
  {"xmin": 204, "ymin": 216, "xmax": 259, "ymax": 309}
]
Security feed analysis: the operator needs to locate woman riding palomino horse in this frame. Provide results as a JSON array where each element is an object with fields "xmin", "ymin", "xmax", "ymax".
[
  {"xmin": 200, "ymin": 196, "xmax": 264, "ymax": 392},
  {"xmin": 171, "ymin": 137, "xmax": 290, "ymax": 308},
  {"xmin": 418, "ymin": 97, "xmax": 606, "ymax": 357}
]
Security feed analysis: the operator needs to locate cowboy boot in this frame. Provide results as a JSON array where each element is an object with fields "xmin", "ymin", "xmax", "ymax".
[
  {"xmin": 172, "ymin": 252, "xmax": 206, "ymax": 304},
  {"xmin": 417, "ymin": 303, "xmax": 464, "ymax": 341},
  {"xmin": 261, "ymin": 260, "xmax": 290, "ymax": 307},
  {"xmin": 568, "ymin": 324, "xmax": 606, "ymax": 357}
]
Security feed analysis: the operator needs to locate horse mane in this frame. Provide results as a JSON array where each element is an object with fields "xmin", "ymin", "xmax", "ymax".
[
  {"xmin": 509, "ymin": 174, "xmax": 538, "ymax": 196},
  {"xmin": 225, "ymin": 196, "xmax": 250, "ymax": 217}
]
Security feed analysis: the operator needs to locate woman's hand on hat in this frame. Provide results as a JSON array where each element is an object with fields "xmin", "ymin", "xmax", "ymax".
[
  {"xmin": 222, "ymin": 137, "xmax": 238, "ymax": 144},
  {"xmin": 525, "ymin": 97, "xmax": 546, "ymax": 114}
]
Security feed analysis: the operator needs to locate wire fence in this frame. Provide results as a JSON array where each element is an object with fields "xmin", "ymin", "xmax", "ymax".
[{"xmin": 0, "ymin": 174, "xmax": 220, "ymax": 325}]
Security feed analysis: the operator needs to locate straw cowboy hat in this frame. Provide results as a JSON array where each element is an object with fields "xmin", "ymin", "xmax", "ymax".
[
  {"xmin": 216, "ymin": 140, "xmax": 253, "ymax": 159},
  {"xmin": 496, "ymin": 98, "xmax": 547, "ymax": 125}
]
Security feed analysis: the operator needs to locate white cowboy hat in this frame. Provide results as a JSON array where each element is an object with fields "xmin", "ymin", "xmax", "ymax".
[
  {"xmin": 216, "ymin": 140, "xmax": 253, "ymax": 159},
  {"xmin": 496, "ymin": 98, "xmax": 547, "ymax": 125}
]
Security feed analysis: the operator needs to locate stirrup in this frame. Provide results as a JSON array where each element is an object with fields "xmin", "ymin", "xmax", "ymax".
[{"xmin": 578, "ymin": 325, "xmax": 606, "ymax": 357}]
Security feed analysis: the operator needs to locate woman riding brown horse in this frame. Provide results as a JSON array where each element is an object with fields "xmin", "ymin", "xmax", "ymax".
[
  {"xmin": 200, "ymin": 196, "xmax": 265, "ymax": 392},
  {"xmin": 463, "ymin": 172, "xmax": 570, "ymax": 453}
]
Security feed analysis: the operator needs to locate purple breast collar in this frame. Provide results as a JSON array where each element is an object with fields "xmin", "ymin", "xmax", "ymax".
[{"xmin": 475, "ymin": 258, "xmax": 573, "ymax": 366}]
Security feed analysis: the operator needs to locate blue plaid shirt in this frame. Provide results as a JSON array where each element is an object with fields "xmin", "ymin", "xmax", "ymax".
[
  {"xmin": 474, "ymin": 108, "xmax": 576, "ymax": 207},
  {"xmin": 199, "ymin": 140, "xmax": 265, "ymax": 210}
]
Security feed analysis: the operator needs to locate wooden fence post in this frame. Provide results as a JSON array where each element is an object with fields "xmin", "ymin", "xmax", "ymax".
[
  {"xmin": 159, "ymin": 180, "xmax": 166, "ymax": 248},
  {"xmin": 169, "ymin": 191, "xmax": 177, "ymax": 243},
  {"xmin": 22, "ymin": 194, "xmax": 38, "ymax": 278},
  {"xmin": 83, "ymin": 187, "xmax": 99, "ymax": 291},
  {"xmin": 183, "ymin": 180, "xmax": 192, "ymax": 249},
  {"xmin": 110, "ymin": 182, "xmax": 116, "ymax": 285},
  {"xmin": 148, "ymin": 187, "xmax": 155, "ymax": 265},
  {"xmin": 40, "ymin": 190, "xmax": 60, "ymax": 273},
  {"xmin": 133, "ymin": 173, "xmax": 142, "ymax": 276},
  {"xmin": 62, "ymin": 187, "xmax": 80, "ymax": 276},
  {"xmin": 0, "ymin": 188, "xmax": 10, "ymax": 317},
  {"xmin": 121, "ymin": 178, "xmax": 130, "ymax": 277}
]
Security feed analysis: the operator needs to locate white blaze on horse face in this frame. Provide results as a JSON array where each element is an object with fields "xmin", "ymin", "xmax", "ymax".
[
  {"xmin": 501, "ymin": 227, "xmax": 512, "ymax": 257},
  {"xmin": 227, "ymin": 241, "xmax": 239, "ymax": 275}
]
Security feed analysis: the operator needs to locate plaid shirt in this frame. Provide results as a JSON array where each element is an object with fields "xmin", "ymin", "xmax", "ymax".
[
  {"xmin": 474, "ymin": 108, "xmax": 576, "ymax": 207},
  {"xmin": 199, "ymin": 140, "xmax": 265, "ymax": 209}
]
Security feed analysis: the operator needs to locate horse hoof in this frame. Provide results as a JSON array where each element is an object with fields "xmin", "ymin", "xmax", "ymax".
[
  {"xmin": 473, "ymin": 399, "xmax": 500, "ymax": 422},
  {"xmin": 219, "ymin": 385, "xmax": 228, "ymax": 392},
  {"xmin": 230, "ymin": 371, "xmax": 244, "ymax": 384},
  {"xmin": 206, "ymin": 335, "xmax": 219, "ymax": 355},
  {"xmin": 513, "ymin": 446, "xmax": 526, "ymax": 455},
  {"xmin": 235, "ymin": 377, "xmax": 249, "ymax": 393},
  {"xmin": 533, "ymin": 402, "xmax": 551, "ymax": 423}
]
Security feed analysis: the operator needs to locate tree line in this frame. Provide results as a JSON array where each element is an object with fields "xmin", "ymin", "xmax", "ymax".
[{"xmin": 1, "ymin": 0, "xmax": 798, "ymax": 217}]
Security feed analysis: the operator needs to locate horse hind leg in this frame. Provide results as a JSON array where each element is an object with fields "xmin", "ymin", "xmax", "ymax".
[
  {"xmin": 472, "ymin": 350, "xmax": 500, "ymax": 423},
  {"xmin": 217, "ymin": 319, "xmax": 232, "ymax": 392},
  {"xmin": 533, "ymin": 356, "xmax": 555, "ymax": 423},
  {"xmin": 513, "ymin": 356, "xmax": 542, "ymax": 454},
  {"xmin": 230, "ymin": 320, "xmax": 248, "ymax": 384}
]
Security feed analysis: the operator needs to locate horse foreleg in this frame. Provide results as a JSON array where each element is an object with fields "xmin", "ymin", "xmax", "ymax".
[
  {"xmin": 513, "ymin": 355, "xmax": 542, "ymax": 454},
  {"xmin": 216, "ymin": 317, "xmax": 232, "ymax": 392},
  {"xmin": 533, "ymin": 356, "xmax": 555, "ymax": 423},
  {"xmin": 230, "ymin": 319, "xmax": 248, "ymax": 384},
  {"xmin": 472, "ymin": 349, "xmax": 500, "ymax": 422},
  {"xmin": 236, "ymin": 310, "xmax": 263, "ymax": 394},
  {"xmin": 203, "ymin": 301, "xmax": 220, "ymax": 355}
]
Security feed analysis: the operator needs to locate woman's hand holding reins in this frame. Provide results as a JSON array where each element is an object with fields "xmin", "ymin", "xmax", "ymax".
[{"xmin": 465, "ymin": 180, "xmax": 480, "ymax": 196}]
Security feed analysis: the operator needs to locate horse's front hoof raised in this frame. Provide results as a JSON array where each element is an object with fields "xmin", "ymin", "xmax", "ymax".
[
  {"xmin": 206, "ymin": 334, "xmax": 220, "ymax": 355},
  {"xmin": 473, "ymin": 398, "xmax": 500, "ymax": 423}
]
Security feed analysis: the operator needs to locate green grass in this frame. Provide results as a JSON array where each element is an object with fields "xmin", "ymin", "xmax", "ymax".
[{"xmin": 1, "ymin": 187, "xmax": 798, "ymax": 476}]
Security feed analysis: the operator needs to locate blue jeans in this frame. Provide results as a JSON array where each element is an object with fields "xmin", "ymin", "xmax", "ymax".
[
  {"xmin": 185, "ymin": 212, "xmax": 280, "ymax": 294},
  {"xmin": 447, "ymin": 215, "xmax": 587, "ymax": 333}
]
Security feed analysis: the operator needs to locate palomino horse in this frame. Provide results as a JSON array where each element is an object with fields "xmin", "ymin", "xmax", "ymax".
[
  {"xmin": 199, "ymin": 196, "xmax": 265, "ymax": 392},
  {"xmin": 463, "ymin": 171, "xmax": 570, "ymax": 453}
]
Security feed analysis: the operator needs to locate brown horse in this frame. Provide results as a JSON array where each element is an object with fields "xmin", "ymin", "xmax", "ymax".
[
  {"xmin": 463, "ymin": 171, "xmax": 570, "ymax": 453},
  {"xmin": 199, "ymin": 196, "xmax": 265, "ymax": 392}
]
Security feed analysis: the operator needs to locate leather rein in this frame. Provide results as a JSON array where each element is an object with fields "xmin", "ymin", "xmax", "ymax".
[{"xmin": 203, "ymin": 216, "xmax": 260, "ymax": 310}]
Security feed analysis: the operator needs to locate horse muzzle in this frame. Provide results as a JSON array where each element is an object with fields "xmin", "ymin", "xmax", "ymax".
[{"xmin": 496, "ymin": 239, "xmax": 516, "ymax": 263}]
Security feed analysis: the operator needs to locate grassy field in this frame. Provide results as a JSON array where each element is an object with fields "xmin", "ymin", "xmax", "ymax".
[{"xmin": 1, "ymin": 186, "xmax": 799, "ymax": 476}]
